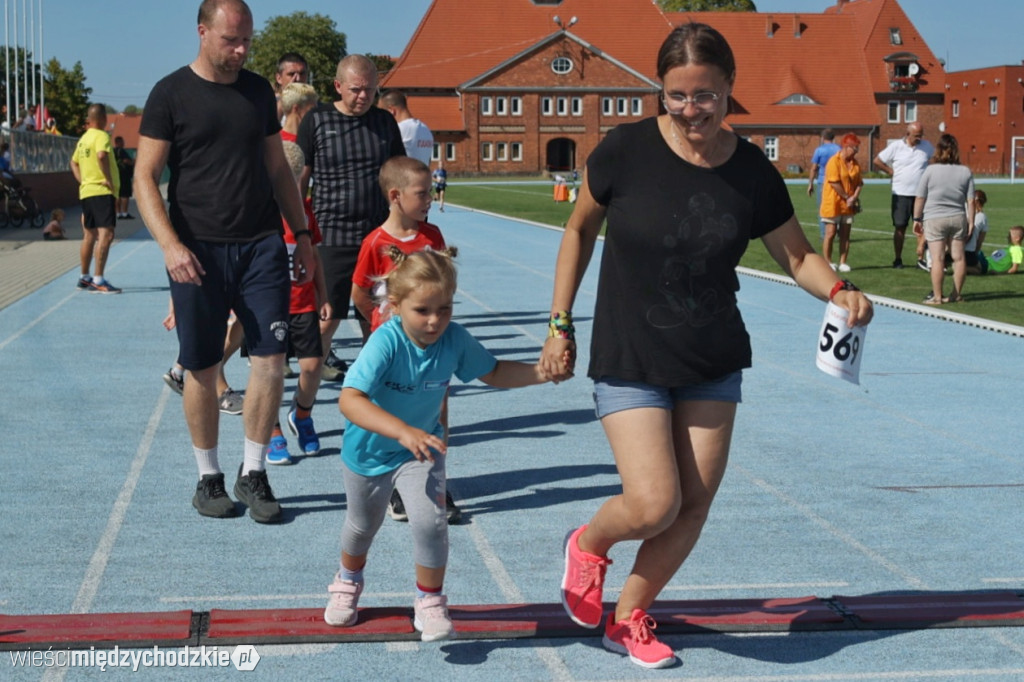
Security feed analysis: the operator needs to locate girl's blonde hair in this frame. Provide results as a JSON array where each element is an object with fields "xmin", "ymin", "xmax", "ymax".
[
  {"xmin": 50, "ymin": 208, "xmax": 65, "ymax": 222},
  {"xmin": 378, "ymin": 246, "xmax": 459, "ymax": 305}
]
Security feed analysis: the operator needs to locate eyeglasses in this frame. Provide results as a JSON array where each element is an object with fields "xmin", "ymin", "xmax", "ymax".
[{"xmin": 661, "ymin": 91, "xmax": 721, "ymax": 113}]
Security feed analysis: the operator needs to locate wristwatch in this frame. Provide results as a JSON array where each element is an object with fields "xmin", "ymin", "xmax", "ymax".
[{"xmin": 829, "ymin": 279, "xmax": 859, "ymax": 302}]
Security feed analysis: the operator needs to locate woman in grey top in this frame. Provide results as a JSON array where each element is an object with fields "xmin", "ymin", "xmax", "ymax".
[{"xmin": 913, "ymin": 133, "xmax": 975, "ymax": 304}]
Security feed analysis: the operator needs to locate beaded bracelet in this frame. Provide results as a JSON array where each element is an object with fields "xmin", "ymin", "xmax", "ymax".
[{"xmin": 548, "ymin": 310, "xmax": 575, "ymax": 340}]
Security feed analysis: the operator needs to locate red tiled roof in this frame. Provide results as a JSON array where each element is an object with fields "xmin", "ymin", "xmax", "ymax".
[
  {"xmin": 669, "ymin": 11, "xmax": 878, "ymax": 127},
  {"xmin": 381, "ymin": 0, "xmax": 672, "ymax": 90},
  {"xmin": 824, "ymin": 0, "xmax": 944, "ymax": 95},
  {"xmin": 407, "ymin": 96, "xmax": 465, "ymax": 132},
  {"xmin": 384, "ymin": 0, "xmax": 942, "ymax": 130}
]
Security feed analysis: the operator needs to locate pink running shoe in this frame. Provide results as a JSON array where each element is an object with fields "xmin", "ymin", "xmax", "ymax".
[
  {"xmin": 324, "ymin": 577, "xmax": 363, "ymax": 627},
  {"xmin": 560, "ymin": 525, "xmax": 611, "ymax": 628},
  {"xmin": 602, "ymin": 608, "xmax": 677, "ymax": 669},
  {"xmin": 413, "ymin": 594, "xmax": 455, "ymax": 642}
]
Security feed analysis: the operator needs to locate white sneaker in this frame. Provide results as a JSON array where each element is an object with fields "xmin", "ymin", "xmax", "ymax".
[
  {"xmin": 838, "ymin": 263, "xmax": 852, "ymax": 272},
  {"xmin": 324, "ymin": 577, "xmax": 363, "ymax": 627},
  {"xmin": 414, "ymin": 594, "xmax": 455, "ymax": 641},
  {"xmin": 829, "ymin": 263, "xmax": 838, "ymax": 271}
]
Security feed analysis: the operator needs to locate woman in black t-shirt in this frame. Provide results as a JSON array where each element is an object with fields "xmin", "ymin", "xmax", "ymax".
[{"xmin": 540, "ymin": 24, "xmax": 873, "ymax": 668}]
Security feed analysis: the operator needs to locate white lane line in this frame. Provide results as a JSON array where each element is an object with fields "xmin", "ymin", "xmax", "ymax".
[
  {"xmin": 159, "ymin": 592, "xmax": 415, "ymax": 603},
  {"xmin": 467, "ymin": 508, "xmax": 574, "ymax": 681},
  {"xmin": 0, "ymin": 241, "xmax": 150, "ymax": 351},
  {"xmin": 735, "ymin": 465, "xmax": 930, "ymax": 591},
  {"xmin": 657, "ymin": 581, "xmax": 851, "ymax": 593},
  {"xmin": 982, "ymin": 577, "xmax": 1024, "ymax": 584},
  {"xmin": 70, "ymin": 386, "xmax": 170, "ymax": 614}
]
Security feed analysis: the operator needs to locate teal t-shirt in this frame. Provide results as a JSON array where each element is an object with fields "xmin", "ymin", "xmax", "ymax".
[{"xmin": 340, "ymin": 317, "xmax": 497, "ymax": 476}]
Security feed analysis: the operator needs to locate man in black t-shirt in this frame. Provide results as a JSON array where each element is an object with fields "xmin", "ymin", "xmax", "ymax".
[{"xmin": 135, "ymin": 0, "xmax": 314, "ymax": 524}]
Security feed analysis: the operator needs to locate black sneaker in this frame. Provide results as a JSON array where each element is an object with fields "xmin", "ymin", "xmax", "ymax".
[
  {"xmin": 892, "ymin": 258, "xmax": 903, "ymax": 269},
  {"xmin": 445, "ymin": 491, "xmax": 462, "ymax": 525},
  {"xmin": 77, "ymin": 276, "xmax": 92, "ymax": 290},
  {"xmin": 388, "ymin": 488, "xmax": 408, "ymax": 522},
  {"xmin": 325, "ymin": 351, "xmax": 348, "ymax": 372},
  {"xmin": 233, "ymin": 465, "xmax": 282, "ymax": 523},
  {"xmin": 192, "ymin": 473, "xmax": 238, "ymax": 518},
  {"xmin": 916, "ymin": 258, "xmax": 929, "ymax": 272},
  {"xmin": 163, "ymin": 368, "xmax": 184, "ymax": 396}
]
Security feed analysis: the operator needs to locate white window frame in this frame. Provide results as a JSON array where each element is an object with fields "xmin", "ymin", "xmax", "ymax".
[
  {"xmin": 602, "ymin": 97, "xmax": 613, "ymax": 116},
  {"xmin": 904, "ymin": 100, "xmax": 918, "ymax": 123},
  {"xmin": 551, "ymin": 56, "xmax": 573, "ymax": 75},
  {"xmin": 631, "ymin": 97, "xmax": 643, "ymax": 116},
  {"xmin": 571, "ymin": 97, "xmax": 582, "ymax": 116},
  {"xmin": 990, "ymin": 96, "xmax": 999, "ymax": 115},
  {"xmin": 481, "ymin": 96, "xmax": 492, "ymax": 116},
  {"xmin": 952, "ymin": 100, "xmax": 960, "ymax": 118},
  {"xmin": 887, "ymin": 100, "xmax": 901, "ymax": 123},
  {"xmin": 481, "ymin": 142, "xmax": 493, "ymax": 161},
  {"xmin": 496, "ymin": 142, "xmax": 508, "ymax": 161},
  {"xmin": 764, "ymin": 136, "xmax": 779, "ymax": 161},
  {"xmin": 495, "ymin": 96, "xmax": 507, "ymax": 116},
  {"xmin": 541, "ymin": 97, "xmax": 553, "ymax": 116},
  {"xmin": 445, "ymin": 142, "xmax": 455, "ymax": 161},
  {"xmin": 556, "ymin": 97, "xmax": 568, "ymax": 116},
  {"xmin": 510, "ymin": 96, "xmax": 522, "ymax": 116},
  {"xmin": 511, "ymin": 142, "xmax": 523, "ymax": 161},
  {"xmin": 617, "ymin": 97, "xmax": 628, "ymax": 115}
]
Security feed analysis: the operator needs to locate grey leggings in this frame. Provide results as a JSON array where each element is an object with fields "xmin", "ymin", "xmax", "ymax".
[{"xmin": 341, "ymin": 454, "xmax": 449, "ymax": 569}]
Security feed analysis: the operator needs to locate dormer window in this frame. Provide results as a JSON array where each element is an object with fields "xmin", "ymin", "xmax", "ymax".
[
  {"xmin": 889, "ymin": 28, "xmax": 902, "ymax": 45},
  {"xmin": 778, "ymin": 93, "xmax": 817, "ymax": 105}
]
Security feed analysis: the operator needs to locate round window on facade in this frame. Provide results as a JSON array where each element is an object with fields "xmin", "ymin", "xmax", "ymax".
[{"xmin": 551, "ymin": 56, "xmax": 573, "ymax": 75}]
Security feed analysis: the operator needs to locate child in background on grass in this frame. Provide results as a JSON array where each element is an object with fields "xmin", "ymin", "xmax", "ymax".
[
  {"xmin": 42, "ymin": 208, "xmax": 66, "ymax": 240},
  {"xmin": 265, "ymin": 141, "xmax": 331, "ymax": 465},
  {"xmin": 964, "ymin": 190, "xmax": 988, "ymax": 275},
  {"xmin": 324, "ymin": 248, "xmax": 567, "ymax": 641},
  {"xmin": 351, "ymin": 155, "xmax": 460, "ymax": 522},
  {"xmin": 987, "ymin": 225, "xmax": 1024, "ymax": 274}
]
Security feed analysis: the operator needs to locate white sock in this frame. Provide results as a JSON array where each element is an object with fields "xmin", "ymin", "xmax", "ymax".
[
  {"xmin": 194, "ymin": 446, "xmax": 220, "ymax": 477},
  {"xmin": 92, "ymin": 275, "xmax": 104, "ymax": 285},
  {"xmin": 243, "ymin": 438, "xmax": 266, "ymax": 475}
]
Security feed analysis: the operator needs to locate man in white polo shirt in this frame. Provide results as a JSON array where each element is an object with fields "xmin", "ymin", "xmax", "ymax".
[{"xmin": 874, "ymin": 122, "xmax": 934, "ymax": 270}]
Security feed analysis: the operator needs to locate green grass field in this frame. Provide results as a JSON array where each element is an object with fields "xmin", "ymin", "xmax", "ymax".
[{"xmin": 445, "ymin": 179, "xmax": 1024, "ymax": 327}]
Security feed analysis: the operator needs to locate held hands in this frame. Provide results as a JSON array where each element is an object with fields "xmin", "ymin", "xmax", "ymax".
[
  {"xmin": 540, "ymin": 337, "xmax": 576, "ymax": 383},
  {"xmin": 319, "ymin": 301, "xmax": 334, "ymax": 322},
  {"xmin": 397, "ymin": 425, "xmax": 446, "ymax": 462}
]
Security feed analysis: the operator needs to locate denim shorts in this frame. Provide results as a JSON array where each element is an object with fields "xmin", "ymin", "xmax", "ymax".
[{"xmin": 593, "ymin": 372, "xmax": 743, "ymax": 420}]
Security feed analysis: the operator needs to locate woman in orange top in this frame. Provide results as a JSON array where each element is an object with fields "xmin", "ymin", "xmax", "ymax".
[{"xmin": 821, "ymin": 133, "xmax": 863, "ymax": 272}]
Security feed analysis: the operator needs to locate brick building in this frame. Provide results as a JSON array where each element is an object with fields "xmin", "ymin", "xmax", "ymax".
[
  {"xmin": 381, "ymin": 0, "xmax": 946, "ymax": 177},
  {"xmin": 944, "ymin": 64, "xmax": 1024, "ymax": 176}
]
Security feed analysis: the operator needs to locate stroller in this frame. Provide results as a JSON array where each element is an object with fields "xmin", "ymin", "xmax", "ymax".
[{"xmin": 0, "ymin": 178, "xmax": 44, "ymax": 228}]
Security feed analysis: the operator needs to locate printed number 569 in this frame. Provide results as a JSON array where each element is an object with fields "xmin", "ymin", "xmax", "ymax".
[{"xmin": 819, "ymin": 323, "xmax": 860, "ymax": 362}]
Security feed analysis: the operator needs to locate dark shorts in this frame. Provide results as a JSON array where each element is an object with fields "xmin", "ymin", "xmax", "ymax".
[
  {"xmin": 81, "ymin": 195, "xmax": 116, "ymax": 230},
  {"xmin": 891, "ymin": 194, "xmax": 915, "ymax": 230},
  {"xmin": 288, "ymin": 311, "xmax": 323, "ymax": 359},
  {"xmin": 118, "ymin": 175, "xmax": 133, "ymax": 198},
  {"xmin": 170, "ymin": 234, "xmax": 290, "ymax": 370},
  {"xmin": 319, "ymin": 244, "xmax": 359, "ymax": 320},
  {"xmin": 592, "ymin": 371, "xmax": 743, "ymax": 420},
  {"xmin": 433, "ymin": 182, "xmax": 447, "ymax": 193}
]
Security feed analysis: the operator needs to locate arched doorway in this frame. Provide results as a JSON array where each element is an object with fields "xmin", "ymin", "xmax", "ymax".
[{"xmin": 546, "ymin": 138, "xmax": 576, "ymax": 172}]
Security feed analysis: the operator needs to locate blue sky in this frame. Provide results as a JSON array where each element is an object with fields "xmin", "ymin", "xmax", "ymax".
[{"xmin": 23, "ymin": 0, "xmax": 1024, "ymax": 111}]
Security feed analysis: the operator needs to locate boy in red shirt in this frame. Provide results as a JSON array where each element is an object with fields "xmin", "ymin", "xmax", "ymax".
[
  {"xmin": 351, "ymin": 156, "xmax": 460, "ymax": 522},
  {"xmin": 267, "ymin": 141, "xmax": 331, "ymax": 465}
]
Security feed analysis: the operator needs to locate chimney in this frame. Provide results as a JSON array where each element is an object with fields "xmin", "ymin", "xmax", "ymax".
[
  {"xmin": 836, "ymin": 0, "xmax": 848, "ymax": 12},
  {"xmin": 794, "ymin": 14, "xmax": 803, "ymax": 38},
  {"xmin": 766, "ymin": 14, "xmax": 774, "ymax": 37}
]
